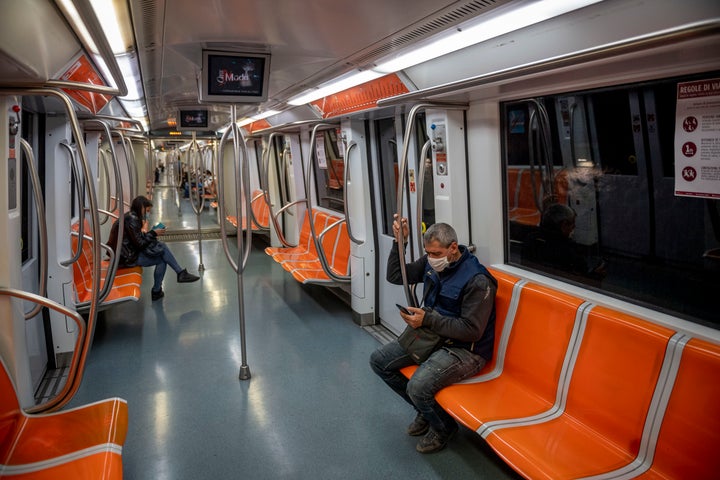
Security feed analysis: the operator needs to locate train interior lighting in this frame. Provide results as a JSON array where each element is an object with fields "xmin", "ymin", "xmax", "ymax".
[{"xmin": 1, "ymin": 0, "xmax": 719, "ymax": 478}]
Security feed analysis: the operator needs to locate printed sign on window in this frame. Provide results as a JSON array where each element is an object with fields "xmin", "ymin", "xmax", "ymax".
[{"xmin": 674, "ymin": 78, "xmax": 720, "ymax": 199}]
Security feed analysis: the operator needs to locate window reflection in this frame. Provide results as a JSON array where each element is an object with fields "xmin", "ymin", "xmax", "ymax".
[{"xmin": 504, "ymin": 72, "xmax": 720, "ymax": 328}]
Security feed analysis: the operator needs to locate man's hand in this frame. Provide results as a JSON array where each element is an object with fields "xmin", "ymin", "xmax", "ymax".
[
  {"xmin": 400, "ymin": 306, "xmax": 425, "ymax": 328},
  {"xmin": 392, "ymin": 214, "xmax": 409, "ymax": 244}
]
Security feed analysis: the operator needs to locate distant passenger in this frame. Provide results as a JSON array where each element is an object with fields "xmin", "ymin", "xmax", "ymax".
[
  {"xmin": 108, "ymin": 196, "xmax": 200, "ymax": 301},
  {"xmin": 370, "ymin": 216, "xmax": 497, "ymax": 454},
  {"xmin": 522, "ymin": 203, "xmax": 606, "ymax": 279}
]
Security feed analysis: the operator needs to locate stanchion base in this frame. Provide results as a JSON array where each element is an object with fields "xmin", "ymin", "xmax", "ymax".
[
  {"xmin": 198, "ymin": 263, "xmax": 205, "ymax": 272},
  {"xmin": 238, "ymin": 365, "xmax": 251, "ymax": 380}
]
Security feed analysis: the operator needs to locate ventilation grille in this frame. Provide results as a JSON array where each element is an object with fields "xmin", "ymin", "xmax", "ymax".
[
  {"xmin": 131, "ymin": 0, "xmax": 162, "ymax": 98},
  {"xmin": 350, "ymin": 0, "xmax": 510, "ymax": 66}
]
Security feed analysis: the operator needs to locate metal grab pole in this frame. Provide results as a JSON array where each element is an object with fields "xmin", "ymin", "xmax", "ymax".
[
  {"xmin": 188, "ymin": 132, "xmax": 205, "ymax": 271},
  {"xmin": 415, "ymin": 139, "xmax": 432, "ymax": 256},
  {"xmin": 18, "ymin": 139, "xmax": 48, "ymax": 319},
  {"xmin": 217, "ymin": 105, "xmax": 253, "ymax": 380},
  {"xmin": 395, "ymin": 104, "xmax": 426, "ymax": 308},
  {"xmin": 342, "ymin": 140, "xmax": 363, "ymax": 245},
  {"xmin": 0, "ymin": 87, "xmax": 103, "ymax": 412},
  {"xmin": 0, "ymin": 287, "xmax": 85, "ymax": 414},
  {"xmin": 395, "ymin": 103, "xmax": 468, "ymax": 307}
]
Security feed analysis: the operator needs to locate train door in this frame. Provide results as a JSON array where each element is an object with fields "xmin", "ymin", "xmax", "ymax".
[
  {"xmin": 371, "ymin": 107, "xmax": 467, "ymax": 335},
  {"xmin": 1, "ymin": 96, "xmax": 38, "ymax": 405},
  {"xmin": 371, "ymin": 114, "xmax": 415, "ymax": 334}
]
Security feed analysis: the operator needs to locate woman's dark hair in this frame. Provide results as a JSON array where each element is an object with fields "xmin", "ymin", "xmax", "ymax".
[{"xmin": 130, "ymin": 196, "xmax": 153, "ymax": 218}]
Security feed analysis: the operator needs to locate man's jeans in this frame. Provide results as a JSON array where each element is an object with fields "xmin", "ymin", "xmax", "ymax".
[{"xmin": 370, "ymin": 340, "xmax": 486, "ymax": 435}]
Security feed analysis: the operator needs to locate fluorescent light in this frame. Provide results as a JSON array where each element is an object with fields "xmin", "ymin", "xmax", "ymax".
[
  {"xmin": 374, "ymin": 0, "xmax": 603, "ymax": 73},
  {"xmin": 57, "ymin": 0, "xmax": 99, "ymax": 54},
  {"xmin": 286, "ymin": 0, "xmax": 603, "ymax": 106},
  {"xmin": 237, "ymin": 109, "xmax": 281, "ymax": 127},
  {"xmin": 89, "ymin": 0, "xmax": 132, "ymax": 54},
  {"xmin": 287, "ymin": 70, "xmax": 384, "ymax": 106}
]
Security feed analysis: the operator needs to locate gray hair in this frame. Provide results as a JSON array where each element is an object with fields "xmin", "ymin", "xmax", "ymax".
[{"xmin": 423, "ymin": 223, "xmax": 457, "ymax": 247}]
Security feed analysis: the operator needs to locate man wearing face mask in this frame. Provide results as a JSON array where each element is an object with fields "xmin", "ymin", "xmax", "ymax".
[{"xmin": 370, "ymin": 216, "xmax": 497, "ymax": 454}]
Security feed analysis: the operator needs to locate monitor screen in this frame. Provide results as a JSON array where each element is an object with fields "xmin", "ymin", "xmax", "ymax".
[
  {"xmin": 200, "ymin": 50, "xmax": 270, "ymax": 103},
  {"xmin": 178, "ymin": 109, "xmax": 208, "ymax": 129}
]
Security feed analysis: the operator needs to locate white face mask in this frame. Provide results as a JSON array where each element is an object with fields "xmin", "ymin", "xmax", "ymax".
[{"xmin": 427, "ymin": 255, "xmax": 449, "ymax": 272}]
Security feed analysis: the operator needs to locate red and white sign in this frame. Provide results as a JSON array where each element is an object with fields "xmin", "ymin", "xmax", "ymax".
[
  {"xmin": 674, "ymin": 78, "xmax": 720, "ymax": 199},
  {"xmin": 59, "ymin": 54, "xmax": 111, "ymax": 114}
]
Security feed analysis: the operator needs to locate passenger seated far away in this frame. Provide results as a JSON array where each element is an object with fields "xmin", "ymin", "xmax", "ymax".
[
  {"xmin": 370, "ymin": 216, "xmax": 497, "ymax": 454},
  {"xmin": 108, "ymin": 196, "xmax": 200, "ymax": 301},
  {"xmin": 522, "ymin": 203, "xmax": 606, "ymax": 279}
]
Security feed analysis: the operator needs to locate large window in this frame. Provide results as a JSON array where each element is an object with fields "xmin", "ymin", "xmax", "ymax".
[{"xmin": 504, "ymin": 72, "xmax": 720, "ymax": 329}]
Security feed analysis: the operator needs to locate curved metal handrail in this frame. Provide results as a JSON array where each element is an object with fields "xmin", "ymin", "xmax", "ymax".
[
  {"xmin": 217, "ymin": 106, "xmax": 253, "ymax": 380},
  {"xmin": 395, "ymin": 103, "xmax": 468, "ymax": 307},
  {"xmin": 415, "ymin": 139, "xmax": 432, "ymax": 254},
  {"xmin": 304, "ymin": 123, "xmax": 344, "ymax": 281},
  {"xmin": 314, "ymin": 217, "xmax": 351, "ymax": 283},
  {"xmin": 0, "ymin": 287, "xmax": 85, "ymax": 414},
  {"xmin": 84, "ymin": 119, "xmax": 125, "ymax": 290},
  {"xmin": 18, "ymin": 139, "xmax": 48, "ymax": 319},
  {"xmin": 97, "ymin": 149, "xmax": 112, "ymax": 224},
  {"xmin": 261, "ymin": 133, "xmax": 293, "ymax": 244},
  {"xmin": 0, "ymin": 87, "xmax": 102, "ymax": 413},
  {"xmin": 123, "ymin": 134, "xmax": 138, "ymax": 200},
  {"xmin": 58, "ymin": 141, "xmax": 86, "ymax": 267},
  {"xmin": 342, "ymin": 140, "xmax": 363, "ymax": 245}
]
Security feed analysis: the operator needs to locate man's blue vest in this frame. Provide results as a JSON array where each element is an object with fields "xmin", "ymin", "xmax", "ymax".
[{"xmin": 422, "ymin": 246, "xmax": 496, "ymax": 360}]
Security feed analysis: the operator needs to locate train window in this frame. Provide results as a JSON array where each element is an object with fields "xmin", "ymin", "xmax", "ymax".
[
  {"xmin": 374, "ymin": 117, "xmax": 400, "ymax": 236},
  {"xmin": 416, "ymin": 117, "xmax": 435, "ymax": 229},
  {"xmin": 504, "ymin": 72, "xmax": 720, "ymax": 329},
  {"xmin": 313, "ymin": 129, "xmax": 344, "ymax": 212}
]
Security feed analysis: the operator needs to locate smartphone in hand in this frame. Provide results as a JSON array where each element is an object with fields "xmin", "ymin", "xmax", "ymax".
[
  {"xmin": 152, "ymin": 222, "xmax": 166, "ymax": 230},
  {"xmin": 396, "ymin": 303, "xmax": 411, "ymax": 315}
]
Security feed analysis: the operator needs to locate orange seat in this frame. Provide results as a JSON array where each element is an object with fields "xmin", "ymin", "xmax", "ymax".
[
  {"xmin": 0, "ymin": 357, "xmax": 127, "ymax": 479},
  {"xmin": 71, "ymin": 221, "xmax": 141, "ymax": 309},
  {"xmin": 434, "ymin": 283, "xmax": 585, "ymax": 432},
  {"xmin": 485, "ymin": 306, "xmax": 676, "ymax": 479},
  {"xmin": 631, "ymin": 337, "xmax": 720, "ymax": 480},
  {"xmin": 226, "ymin": 190, "xmax": 270, "ymax": 232},
  {"xmin": 265, "ymin": 206, "xmax": 351, "ymax": 284},
  {"xmin": 400, "ymin": 268, "xmax": 521, "ymax": 381},
  {"xmin": 265, "ymin": 208, "xmax": 329, "ymax": 262},
  {"xmin": 282, "ymin": 214, "xmax": 352, "ymax": 284}
]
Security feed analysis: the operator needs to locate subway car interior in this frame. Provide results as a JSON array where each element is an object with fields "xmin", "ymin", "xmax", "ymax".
[{"xmin": 1, "ymin": 0, "xmax": 720, "ymax": 478}]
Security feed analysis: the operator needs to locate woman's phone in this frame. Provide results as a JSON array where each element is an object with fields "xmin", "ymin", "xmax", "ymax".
[
  {"xmin": 396, "ymin": 304, "xmax": 411, "ymax": 315},
  {"xmin": 152, "ymin": 222, "xmax": 166, "ymax": 230}
]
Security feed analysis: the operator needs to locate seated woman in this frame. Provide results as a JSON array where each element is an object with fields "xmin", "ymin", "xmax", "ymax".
[{"xmin": 108, "ymin": 196, "xmax": 199, "ymax": 300}]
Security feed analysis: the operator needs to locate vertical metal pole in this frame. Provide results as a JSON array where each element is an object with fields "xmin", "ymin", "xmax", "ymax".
[
  {"xmin": 188, "ymin": 131, "xmax": 205, "ymax": 271},
  {"xmin": 217, "ymin": 105, "xmax": 252, "ymax": 380}
]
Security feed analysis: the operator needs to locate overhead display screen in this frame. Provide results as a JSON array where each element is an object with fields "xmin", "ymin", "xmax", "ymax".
[{"xmin": 200, "ymin": 50, "xmax": 270, "ymax": 103}]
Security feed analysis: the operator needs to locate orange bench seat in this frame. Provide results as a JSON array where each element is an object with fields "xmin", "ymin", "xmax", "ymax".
[
  {"xmin": 0, "ymin": 357, "xmax": 128, "ymax": 479},
  {"xmin": 266, "ymin": 207, "xmax": 351, "ymax": 284},
  {"xmin": 71, "ymin": 221, "xmax": 142, "ymax": 309},
  {"xmin": 435, "ymin": 283, "xmax": 586, "ymax": 433},
  {"xmin": 630, "ymin": 337, "xmax": 720, "ymax": 480},
  {"xmin": 226, "ymin": 190, "xmax": 270, "ymax": 232},
  {"xmin": 484, "ymin": 306, "xmax": 677, "ymax": 479}
]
